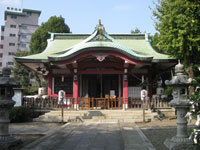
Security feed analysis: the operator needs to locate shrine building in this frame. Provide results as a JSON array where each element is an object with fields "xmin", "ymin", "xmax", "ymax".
[{"xmin": 15, "ymin": 20, "xmax": 177, "ymax": 109}]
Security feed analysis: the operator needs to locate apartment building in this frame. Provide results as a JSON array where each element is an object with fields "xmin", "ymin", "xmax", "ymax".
[{"xmin": 0, "ymin": 7, "xmax": 41, "ymax": 73}]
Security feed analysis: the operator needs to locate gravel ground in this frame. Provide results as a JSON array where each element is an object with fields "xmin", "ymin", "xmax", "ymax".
[
  {"xmin": 141, "ymin": 127, "xmax": 177, "ymax": 150},
  {"xmin": 8, "ymin": 122, "xmax": 63, "ymax": 150},
  {"xmin": 9, "ymin": 134, "xmax": 43, "ymax": 150},
  {"xmin": 136, "ymin": 118, "xmax": 196, "ymax": 150}
]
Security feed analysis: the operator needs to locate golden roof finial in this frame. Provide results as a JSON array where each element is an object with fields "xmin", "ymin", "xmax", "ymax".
[{"xmin": 99, "ymin": 19, "xmax": 101, "ymax": 25}]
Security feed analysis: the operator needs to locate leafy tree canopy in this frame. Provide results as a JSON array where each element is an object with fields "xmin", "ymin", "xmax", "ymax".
[
  {"xmin": 12, "ymin": 51, "xmax": 47, "ymax": 95},
  {"xmin": 152, "ymin": 0, "xmax": 200, "ymax": 66},
  {"xmin": 131, "ymin": 28, "xmax": 141, "ymax": 34},
  {"xmin": 149, "ymin": 33, "xmax": 162, "ymax": 53},
  {"xmin": 30, "ymin": 16, "xmax": 70, "ymax": 54},
  {"xmin": 12, "ymin": 51, "xmax": 33, "ymax": 94}
]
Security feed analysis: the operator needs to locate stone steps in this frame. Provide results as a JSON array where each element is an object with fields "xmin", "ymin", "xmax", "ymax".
[
  {"xmin": 33, "ymin": 109, "xmax": 158, "ymax": 123},
  {"xmin": 158, "ymin": 108, "xmax": 176, "ymax": 117}
]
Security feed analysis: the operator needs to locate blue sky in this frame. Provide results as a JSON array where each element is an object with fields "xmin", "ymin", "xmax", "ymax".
[{"xmin": 0, "ymin": 0, "xmax": 157, "ymax": 34}]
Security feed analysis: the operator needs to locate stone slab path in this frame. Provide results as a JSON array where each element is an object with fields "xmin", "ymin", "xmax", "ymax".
[{"xmin": 22, "ymin": 122, "xmax": 156, "ymax": 150}]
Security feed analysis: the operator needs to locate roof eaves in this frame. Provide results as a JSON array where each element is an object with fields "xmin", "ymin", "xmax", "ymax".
[
  {"xmin": 152, "ymin": 59, "xmax": 177, "ymax": 63},
  {"xmin": 14, "ymin": 56, "xmax": 48, "ymax": 63},
  {"xmin": 23, "ymin": 9, "xmax": 41, "ymax": 14},
  {"xmin": 5, "ymin": 11, "xmax": 27, "ymax": 16}
]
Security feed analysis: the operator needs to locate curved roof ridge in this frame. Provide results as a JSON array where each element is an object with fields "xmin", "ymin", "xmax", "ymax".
[{"xmin": 50, "ymin": 21, "xmax": 153, "ymax": 61}]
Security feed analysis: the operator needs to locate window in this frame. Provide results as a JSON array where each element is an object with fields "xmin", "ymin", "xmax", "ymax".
[
  {"xmin": 8, "ymin": 52, "xmax": 14, "ymax": 56},
  {"xmin": 0, "ymin": 53, "xmax": 3, "ymax": 57},
  {"xmin": 0, "ymin": 44, "xmax": 3, "ymax": 49},
  {"xmin": 21, "ymin": 35, "xmax": 27, "ymax": 38},
  {"xmin": 22, "ymin": 26, "xmax": 27, "ymax": 29},
  {"xmin": 9, "ymin": 43, "xmax": 15, "ymax": 46},
  {"xmin": 0, "ymin": 62, "xmax": 2, "ymax": 67},
  {"xmin": 128, "ymin": 76, "xmax": 142, "ymax": 86},
  {"xmin": 11, "ymin": 15, "xmax": 17, "ymax": 19},
  {"xmin": 1, "ymin": 36, "xmax": 4, "ymax": 40},
  {"xmin": 9, "ymin": 34, "xmax": 16, "ymax": 37},
  {"xmin": 54, "ymin": 77, "xmax": 73, "ymax": 94},
  {"xmin": 10, "ymin": 25, "xmax": 16, "ymax": 28},
  {"xmin": 26, "ymin": 12, "xmax": 32, "ymax": 16},
  {"xmin": 21, "ymin": 44, "xmax": 26, "ymax": 48},
  {"xmin": 7, "ymin": 62, "xmax": 14, "ymax": 65},
  {"xmin": 1, "ymin": 26, "xmax": 4, "ymax": 31}
]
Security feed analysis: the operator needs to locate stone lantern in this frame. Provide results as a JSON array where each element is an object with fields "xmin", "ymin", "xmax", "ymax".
[
  {"xmin": 164, "ymin": 62, "xmax": 195, "ymax": 150},
  {"xmin": 0, "ymin": 67, "xmax": 21, "ymax": 148}
]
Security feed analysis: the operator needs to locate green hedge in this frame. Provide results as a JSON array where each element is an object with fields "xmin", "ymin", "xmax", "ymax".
[{"xmin": 9, "ymin": 106, "xmax": 32, "ymax": 123}]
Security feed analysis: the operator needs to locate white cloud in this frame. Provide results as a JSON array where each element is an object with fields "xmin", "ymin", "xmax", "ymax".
[
  {"xmin": 113, "ymin": 4, "xmax": 134, "ymax": 11},
  {"xmin": 0, "ymin": 0, "xmax": 21, "ymax": 6}
]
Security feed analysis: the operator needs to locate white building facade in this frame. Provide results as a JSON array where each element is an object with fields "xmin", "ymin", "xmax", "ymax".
[{"xmin": 0, "ymin": 7, "xmax": 41, "ymax": 73}]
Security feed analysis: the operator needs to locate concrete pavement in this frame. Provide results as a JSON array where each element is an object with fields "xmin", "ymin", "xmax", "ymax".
[{"xmin": 20, "ymin": 122, "xmax": 155, "ymax": 150}]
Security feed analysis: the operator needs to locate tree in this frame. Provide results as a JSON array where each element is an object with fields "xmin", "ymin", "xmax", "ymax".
[
  {"xmin": 12, "ymin": 51, "xmax": 46, "ymax": 94},
  {"xmin": 152, "ymin": 0, "xmax": 200, "ymax": 66},
  {"xmin": 149, "ymin": 33, "xmax": 163, "ymax": 53},
  {"xmin": 12, "ymin": 51, "xmax": 35, "ymax": 94},
  {"xmin": 30, "ymin": 16, "xmax": 70, "ymax": 54},
  {"xmin": 131, "ymin": 28, "xmax": 141, "ymax": 34}
]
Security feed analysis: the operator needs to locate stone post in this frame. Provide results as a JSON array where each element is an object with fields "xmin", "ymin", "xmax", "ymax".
[
  {"xmin": 164, "ymin": 62, "xmax": 196, "ymax": 150},
  {"xmin": 0, "ymin": 67, "xmax": 21, "ymax": 149}
]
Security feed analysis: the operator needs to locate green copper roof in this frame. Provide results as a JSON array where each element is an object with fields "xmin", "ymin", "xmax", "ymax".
[
  {"xmin": 15, "ymin": 21, "xmax": 176, "ymax": 63},
  {"xmin": 5, "ymin": 11, "xmax": 27, "ymax": 16},
  {"xmin": 23, "ymin": 9, "xmax": 41, "ymax": 14},
  {"xmin": 5, "ymin": 8, "xmax": 41, "ymax": 17}
]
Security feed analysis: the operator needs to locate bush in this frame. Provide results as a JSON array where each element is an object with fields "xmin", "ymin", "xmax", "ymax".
[
  {"xmin": 189, "ymin": 90, "xmax": 200, "ymax": 147},
  {"xmin": 9, "ymin": 106, "xmax": 32, "ymax": 123}
]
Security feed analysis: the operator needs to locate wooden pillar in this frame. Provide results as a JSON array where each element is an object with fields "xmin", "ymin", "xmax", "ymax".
[
  {"xmin": 73, "ymin": 80, "xmax": 78, "ymax": 99},
  {"xmin": 48, "ymin": 75, "xmax": 52, "ymax": 96},
  {"xmin": 148, "ymin": 69, "xmax": 152, "ymax": 100},
  {"xmin": 123, "ymin": 74, "xmax": 128, "ymax": 109},
  {"xmin": 73, "ymin": 69, "xmax": 78, "ymax": 110}
]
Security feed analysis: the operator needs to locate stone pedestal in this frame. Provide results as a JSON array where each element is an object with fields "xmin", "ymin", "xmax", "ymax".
[
  {"xmin": 164, "ymin": 103, "xmax": 195, "ymax": 150},
  {"xmin": 0, "ymin": 67, "xmax": 21, "ymax": 149},
  {"xmin": 0, "ymin": 103, "xmax": 21, "ymax": 149},
  {"xmin": 164, "ymin": 138, "xmax": 195, "ymax": 150}
]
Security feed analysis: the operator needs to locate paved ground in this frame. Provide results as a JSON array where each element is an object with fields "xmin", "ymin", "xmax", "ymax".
[
  {"xmin": 10, "ymin": 122, "xmax": 63, "ymax": 135},
  {"xmin": 8, "ymin": 119, "xmax": 196, "ymax": 150},
  {"xmin": 20, "ymin": 122, "xmax": 155, "ymax": 150}
]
